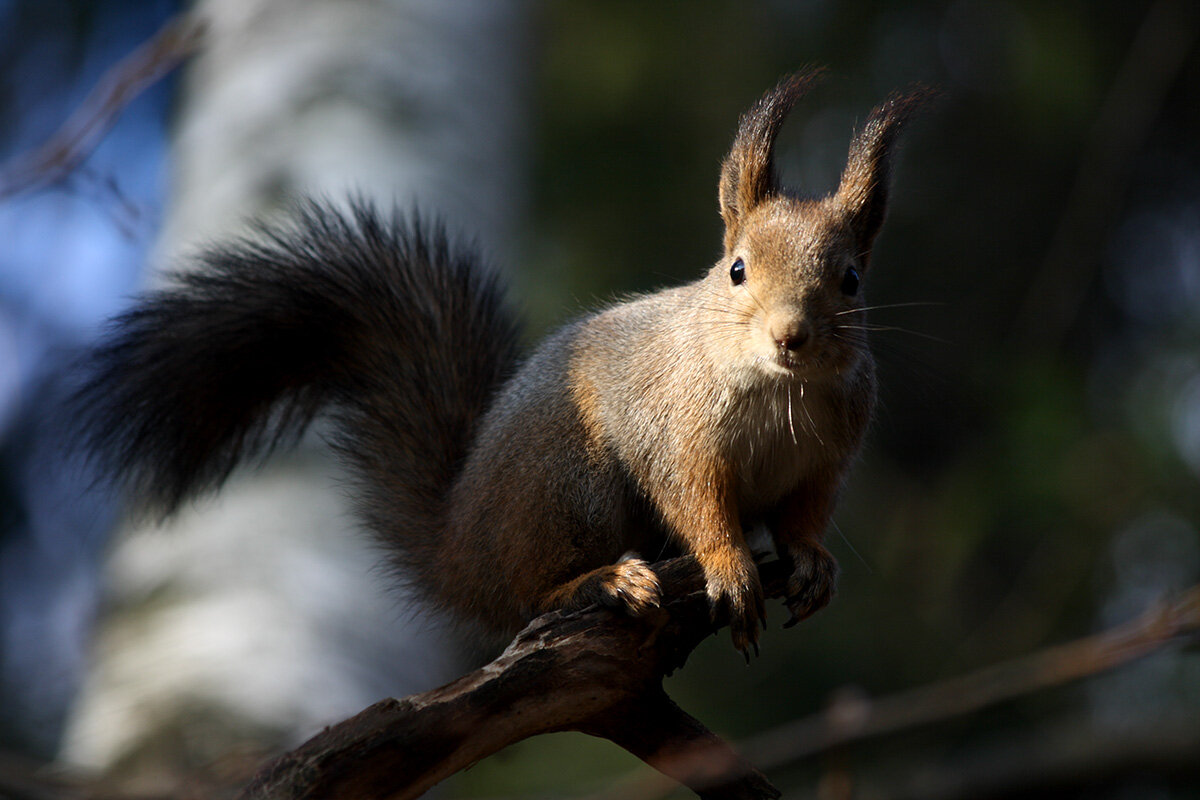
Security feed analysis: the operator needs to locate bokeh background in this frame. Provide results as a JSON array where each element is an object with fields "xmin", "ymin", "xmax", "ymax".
[{"xmin": 1, "ymin": 1, "xmax": 1198, "ymax": 798}]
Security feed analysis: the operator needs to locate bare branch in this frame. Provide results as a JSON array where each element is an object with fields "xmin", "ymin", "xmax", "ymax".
[
  {"xmin": 746, "ymin": 584, "xmax": 1200, "ymax": 768},
  {"xmin": 0, "ymin": 12, "xmax": 207, "ymax": 201},
  {"xmin": 236, "ymin": 556, "xmax": 790, "ymax": 800},
  {"xmin": 5, "ymin": 578, "xmax": 1197, "ymax": 799},
  {"xmin": 597, "ymin": 584, "xmax": 1200, "ymax": 800},
  {"xmin": 235, "ymin": 563, "xmax": 1199, "ymax": 800}
]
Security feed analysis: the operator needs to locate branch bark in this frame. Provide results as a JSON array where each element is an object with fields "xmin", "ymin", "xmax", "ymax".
[
  {"xmin": 237, "ymin": 556, "xmax": 789, "ymax": 800},
  {"xmin": 236, "ymin": 573, "xmax": 1200, "ymax": 800},
  {"xmin": 6, "ymin": 578, "xmax": 1197, "ymax": 800},
  {"xmin": 592, "ymin": 584, "xmax": 1200, "ymax": 800}
]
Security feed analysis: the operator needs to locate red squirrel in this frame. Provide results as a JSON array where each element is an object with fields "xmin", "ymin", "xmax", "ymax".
[{"xmin": 76, "ymin": 71, "xmax": 927, "ymax": 655}]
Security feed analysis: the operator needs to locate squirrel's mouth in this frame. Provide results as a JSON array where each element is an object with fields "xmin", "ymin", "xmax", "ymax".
[
  {"xmin": 772, "ymin": 354, "xmax": 800, "ymax": 374},
  {"xmin": 753, "ymin": 352, "xmax": 808, "ymax": 378},
  {"xmin": 762, "ymin": 347, "xmax": 849, "ymax": 381}
]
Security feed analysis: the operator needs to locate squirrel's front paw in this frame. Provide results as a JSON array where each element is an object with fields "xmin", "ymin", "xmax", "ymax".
[
  {"xmin": 596, "ymin": 553, "xmax": 662, "ymax": 617},
  {"xmin": 701, "ymin": 551, "xmax": 766, "ymax": 658},
  {"xmin": 783, "ymin": 541, "xmax": 838, "ymax": 628}
]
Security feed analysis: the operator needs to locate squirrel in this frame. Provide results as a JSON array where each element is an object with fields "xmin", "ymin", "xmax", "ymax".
[{"xmin": 75, "ymin": 70, "xmax": 927, "ymax": 656}]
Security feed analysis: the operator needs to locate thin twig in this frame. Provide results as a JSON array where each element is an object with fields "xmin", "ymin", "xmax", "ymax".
[
  {"xmin": 749, "ymin": 584, "xmax": 1200, "ymax": 766},
  {"xmin": 0, "ymin": 12, "xmax": 207, "ymax": 201},
  {"xmin": 593, "ymin": 584, "xmax": 1200, "ymax": 800}
]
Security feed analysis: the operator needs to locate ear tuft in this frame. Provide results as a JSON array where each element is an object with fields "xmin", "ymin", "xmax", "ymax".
[
  {"xmin": 835, "ymin": 86, "xmax": 936, "ymax": 257},
  {"xmin": 719, "ymin": 68, "xmax": 825, "ymax": 251}
]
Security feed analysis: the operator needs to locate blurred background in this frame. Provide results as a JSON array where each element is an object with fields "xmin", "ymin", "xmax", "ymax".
[{"xmin": 1, "ymin": 0, "xmax": 1198, "ymax": 798}]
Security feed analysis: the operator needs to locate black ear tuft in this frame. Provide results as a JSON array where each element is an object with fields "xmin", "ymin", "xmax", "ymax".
[
  {"xmin": 718, "ymin": 68, "xmax": 826, "ymax": 251},
  {"xmin": 835, "ymin": 86, "xmax": 937, "ymax": 258}
]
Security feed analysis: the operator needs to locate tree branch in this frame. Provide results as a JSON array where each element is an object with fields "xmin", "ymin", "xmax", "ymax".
[
  {"xmin": 237, "ymin": 567, "xmax": 1200, "ymax": 800},
  {"xmin": 593, "ymin": 584, "xmax": 1200, "ymax": 800},
  {"xmin": 0, "ymin": 11, "xmax": 207, "ymax": 201},
  {"xmin": 746, "ymin": 584, "xmax": 1200, "ymax": 769},
  {"xmin": 5, "ymin": 577, "xmax": 1197, "ymax": 799},
  {"xmin": 237, "ymin": 556, "xmax": 790, "ymax": 800}
]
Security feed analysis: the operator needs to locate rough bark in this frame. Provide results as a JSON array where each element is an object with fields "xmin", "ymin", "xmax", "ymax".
[{"xmin": 238, "ymin": 557, "xmax": 788, "ymax": 800}]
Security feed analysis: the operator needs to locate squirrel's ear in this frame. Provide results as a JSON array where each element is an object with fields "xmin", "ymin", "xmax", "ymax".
[
  {"xmin": 834, "ymin": 88, "xmax": 933, "ymax": 260},
  {"xmin": 719, "ymin": 69, "xmax": 824, "ymax": 252}
]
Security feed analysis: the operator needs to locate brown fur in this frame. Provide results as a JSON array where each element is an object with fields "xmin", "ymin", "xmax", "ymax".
[
  {"xmin": 79, "ymin": 71, "xmax": 927, "ymax": 657},
  {"xmin": 434, "ymin": 73, "xmax": 928, "ymax": 653}
]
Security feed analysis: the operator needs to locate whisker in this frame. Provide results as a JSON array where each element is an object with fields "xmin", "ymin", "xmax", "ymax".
[
  {"xmin": 835, "ymin": 324, "xmax": 946, "ymax": 343},
  {"xmin": 831, "ymin": 520, "xmax": 873, "ymax": 573},
  {"xmin": 835, "ymin": 301, "xmax": 944, "ymax": 316},
  {"xmin": 656, "ymin": 297, "xmax": 744, "ymax": 313},
  {"xmin": 786, "ymin": 383, "xmax": 798, "ymax": 445},
  {"xmin": 741, "ymin": 284, "xmax": 768, "ymax": 315},
  {"xmin": 799, "ymin": 381, "xmax": 823, "ymax": 447}
]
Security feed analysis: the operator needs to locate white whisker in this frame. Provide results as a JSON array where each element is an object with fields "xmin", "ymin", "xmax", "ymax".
[
  {"xmin": 799, "ymin": 381, "xmax": 823, "ymax": 446},
  {"xmin": 786, "ymin": 383, "xmax": 798, "ymax": 445},
  {"xmin": 834, "ymin": 301, "xmax": 942, "ymax": 316}
]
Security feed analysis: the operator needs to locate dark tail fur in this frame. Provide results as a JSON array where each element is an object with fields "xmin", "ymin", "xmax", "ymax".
[{"xmin": 75, "ymin": 199, "xmax": 521, "ymax": 572}]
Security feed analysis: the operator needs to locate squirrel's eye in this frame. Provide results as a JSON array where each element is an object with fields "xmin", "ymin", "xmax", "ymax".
[
  {"xmin": 730, "ymin": 258, "xmax": 746, "ymax": 286},
  {"xmin": 840, "ymin": 266, "xmax": 860, "ymax": 296}
]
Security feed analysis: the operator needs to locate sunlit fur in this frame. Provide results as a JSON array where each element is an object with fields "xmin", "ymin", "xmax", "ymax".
[{"xmin": 74, "ymin": 71, "xmax": 928, "ymax": 655}]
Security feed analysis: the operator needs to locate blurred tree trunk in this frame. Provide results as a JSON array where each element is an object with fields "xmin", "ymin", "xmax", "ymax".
[{"xmin": 59, "ymin": 0, "xmax": 529, "ymax": 793}]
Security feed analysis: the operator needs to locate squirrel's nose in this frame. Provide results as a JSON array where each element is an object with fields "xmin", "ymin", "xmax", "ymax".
[{"xmin": 772, "ymin": 319, "xmax": 811, "ymax": 352}]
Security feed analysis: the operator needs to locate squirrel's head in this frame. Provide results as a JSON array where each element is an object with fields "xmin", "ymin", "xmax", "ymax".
[{"xmin": 712, "ymin": 70, "xmax": 930, "ymax": 382}]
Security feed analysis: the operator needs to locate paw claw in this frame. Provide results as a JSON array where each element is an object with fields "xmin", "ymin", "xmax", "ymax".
[
  {"xmin": 701, "ymin": 551, "xmax": 766, "ymax": 655},
  {"xmin": 782, "ymin": 542, "xmax": 838, "ymax": 628}
]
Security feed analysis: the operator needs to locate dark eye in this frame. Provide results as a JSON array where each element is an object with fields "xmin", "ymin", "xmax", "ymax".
[
  {"xmin": 730, "ymin": 258, "xmax": 746, "ymax": 286},
  {"xmin": 840, "ymin": 266, "xmax": 860, "ymax": 296}
]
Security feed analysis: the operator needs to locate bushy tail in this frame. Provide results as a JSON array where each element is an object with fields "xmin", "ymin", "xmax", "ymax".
[{"xmin": 75, "ymin": 199, "xmax": 521, "ymax": 569}]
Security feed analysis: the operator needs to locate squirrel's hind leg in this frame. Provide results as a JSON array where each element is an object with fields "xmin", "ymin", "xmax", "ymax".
[{"xmin": 541, "ymin": 552, "xmax": 662, "ymax": 617}]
